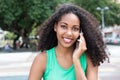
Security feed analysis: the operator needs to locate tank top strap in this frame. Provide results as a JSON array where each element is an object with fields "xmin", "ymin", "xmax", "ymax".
[{"xmin": 43, "ymin": 47, "xmax": 56, "ymax": 77}]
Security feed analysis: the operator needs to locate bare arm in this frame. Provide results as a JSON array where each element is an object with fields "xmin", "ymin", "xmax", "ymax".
[
  {"xmin": 86, "ymin": 55, "xmax": 98, "ymax": 80},
  {"xmin": 73, "ymin": 34, "xmax": 98, "ymax": 80},
  {"xmin": 73, "ymin": 57, "xmax": 87, "ymax": 80},
  {"xmin": 73, "ymin": 55, "xmax": 98, "ymax": 80},
  {"xmin": 28, "ymin": 52, "xmax": 47, "ymax": 80},
  {"xmin": 73, "ymin": 33, "xmax": 87, "ymax": 80}
]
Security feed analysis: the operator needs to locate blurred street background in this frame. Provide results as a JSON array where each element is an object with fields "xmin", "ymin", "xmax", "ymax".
[
  {"xmin": 0, "ymin": 0, "xmax": 120, "ymax": 80},
  {"xmin": 0, "ymin": 45, "xmax": 120, "ymax": 80},
  {"xmin": 99, "ymin": 45, "xmax": 120, "ymax": 80},
  {"xmin": 0, "ymin": 50, "xmax": 39, "ymax": 80}
]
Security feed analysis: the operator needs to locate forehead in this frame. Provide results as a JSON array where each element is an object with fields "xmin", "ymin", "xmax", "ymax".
[{"xmin": 59, "ymin": 13, "xmax": 80, "ymax": 24}]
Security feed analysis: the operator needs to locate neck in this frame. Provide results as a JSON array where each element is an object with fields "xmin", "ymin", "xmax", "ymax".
[{"xmin": 55, "ymin": 45, "xmax": 74, "ymax": 57}]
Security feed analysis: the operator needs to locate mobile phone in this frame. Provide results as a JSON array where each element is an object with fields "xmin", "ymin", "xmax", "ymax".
[
  {"xmin": 75, "ymin": 29, "xmax": 83, "ymax": 48},
  {"xmin": 77, "ymin": 29, "xmax": 83, "ymax": 39}
]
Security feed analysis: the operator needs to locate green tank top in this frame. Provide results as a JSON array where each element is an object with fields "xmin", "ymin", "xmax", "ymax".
[{"xmin": 43, "ymin": 47, "xmax": 87, "ymax": 80}]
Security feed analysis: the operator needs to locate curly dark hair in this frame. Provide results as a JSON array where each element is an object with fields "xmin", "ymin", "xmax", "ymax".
[{"xmin": 38, "ymin": 3, "xmax": 109, "ymax": 66}]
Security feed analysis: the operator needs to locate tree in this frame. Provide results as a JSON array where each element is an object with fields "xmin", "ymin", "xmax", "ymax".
[
  {"xmin": 1, "ymin": 0, "xmax": 119, "ymax": 49},
  {"xmin": 5, "ymin": 32, "xmax": 16, "ymax": 40},
  {"xmin": 72, "ymin": 0, "xmax": 120, "ymax": 26},
  {"xmin": 0, "ymin": 0, "xmax": 66, "ymax": 49},
  {"xmin": 105, "ymin": 2, "xmax": 120, "ymax": 25}
]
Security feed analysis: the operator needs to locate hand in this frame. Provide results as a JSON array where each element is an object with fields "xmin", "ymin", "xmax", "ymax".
[{"xmin": 73, "ymin": 33, "xmax": 87, "ymax": 59}]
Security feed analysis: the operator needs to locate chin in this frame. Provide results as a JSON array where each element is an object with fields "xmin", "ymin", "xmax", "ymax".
[{"xmin": 62, "ymin": 43, "xmax": 74, "ymax": 48}]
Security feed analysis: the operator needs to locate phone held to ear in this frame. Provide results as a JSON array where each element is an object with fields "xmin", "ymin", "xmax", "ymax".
[
  {"xmin": 77, "ymin": 29, "xmax": 83, "ymax": 40},
  {"xmin": 76, "ymin": 30, "xmax": 83, "ymax": 49}
]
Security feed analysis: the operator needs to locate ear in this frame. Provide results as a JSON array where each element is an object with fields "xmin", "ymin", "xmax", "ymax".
[{"xmin": 54, "ymin": 23, "xmax": 57, "ymax": 32}]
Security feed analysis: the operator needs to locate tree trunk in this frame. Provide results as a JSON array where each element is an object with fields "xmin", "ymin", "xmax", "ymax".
[
  {"xmin": 20, "ymin": 29, "xmax": 30, "ymax": 48},
  {"xmin": 13, "ymin": 35, "xmax": 20, "ymax": 50}
]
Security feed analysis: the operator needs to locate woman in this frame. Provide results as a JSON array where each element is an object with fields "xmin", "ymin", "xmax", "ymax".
[{"xmin": 29, "ymin": 3, "xmax": 108, "ymax": 80}]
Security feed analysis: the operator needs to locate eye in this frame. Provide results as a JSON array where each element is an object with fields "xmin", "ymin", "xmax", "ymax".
[
  {"xmin": 72, "ymin": 27, "xmax": 79, "ymax": 32},
  {"xmin": 61, "ymin": 25, "xmax": 67, "ymax": 29}
]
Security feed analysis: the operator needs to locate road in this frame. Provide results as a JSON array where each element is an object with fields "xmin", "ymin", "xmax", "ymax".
[
  {"xmin": 0, "ymin": 51, "xmax": 39, "ymax": 77},
  {"xmin": 99, "ymin": 45, "xmax": 120, "ymax": 80},
  {"xmin": 0, "ymin": 45, "xmax": 120, "ymax": 80}
]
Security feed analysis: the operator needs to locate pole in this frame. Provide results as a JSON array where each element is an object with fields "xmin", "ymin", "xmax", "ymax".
[
  {"xmin": 101, "ymin": 9, "xmax": 105, "ymax": 30},
  {"xmin": 96, "ymin": 6, "xmax": 109, "ymax": 30}
]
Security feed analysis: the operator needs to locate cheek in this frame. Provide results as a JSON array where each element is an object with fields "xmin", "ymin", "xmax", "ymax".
[
  {"xmin": 75, "ymin": 33, "xmax": 80, "ymax": 39},
  {"xmin": 56, "ymin": 27, "xmax": 65, "ymax": 35},
  {"xmin": 56, "ymin": 29, "xmax": 63, "ymax": 37}
]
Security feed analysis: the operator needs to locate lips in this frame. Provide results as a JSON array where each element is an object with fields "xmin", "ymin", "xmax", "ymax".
[{"xmin": 63, "ymin": 37, "xmax": 72, "ymax": 43}]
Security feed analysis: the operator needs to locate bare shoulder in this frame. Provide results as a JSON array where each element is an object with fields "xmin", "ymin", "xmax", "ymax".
[
  {"xmin": 35, "ymin": 52, "xmax": 47, "ymax": 61},
  {"xmin": 86, "ymin": 53, "xmax": 98, "ymax": 70},
  {"xmin": 33, "ymin": 51, "xmax": 47, "ymax": 69},
  {"xmin": 86, "ymin": 54, "xmax": 91, "ymax": 65},
  {"xmin": 86, "ymin": 54, "xmax": 98, "ymax": 80},
  {"xmin": 29, "ymin": 52, "xmax": 47, "ymax": 80}
]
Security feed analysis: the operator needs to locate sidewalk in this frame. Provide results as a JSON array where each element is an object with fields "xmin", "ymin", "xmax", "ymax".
[
  {"xmin": 0, "ymin": 52, "xmax": 38, "ymax": 77},
  {"xmin": 0, "ymin": 52, "xmax": 102, "ymax": 80},
  {"xmin": 1, "ymin": 49, "xmax": 118, "ymax": 80}
]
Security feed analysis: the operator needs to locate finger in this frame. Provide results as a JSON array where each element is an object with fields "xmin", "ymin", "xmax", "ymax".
[
  {"xmin": 77, "ymin": 33, "xmax": 83, "ymax": 42},
  {"xmin": 77, "ymin": 39, "xmax": 82, "ymax": 42},
  {"xmin": 79, "ymin": 33, "xmax": 86, "ymax": 45},
  {"xmin": 79, "ymin": 33, "xmax": 84, "ymax": 40}
]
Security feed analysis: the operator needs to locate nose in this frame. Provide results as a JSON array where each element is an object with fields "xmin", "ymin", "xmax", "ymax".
[{"xmin": 66, "ymin": 29, "xmax": 72, "ymax": 35}]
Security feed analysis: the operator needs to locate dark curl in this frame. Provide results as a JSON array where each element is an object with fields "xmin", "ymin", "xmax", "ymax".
[{"xmin": 38, "ymin": 3, "xmax": 109, "ymax": 66}]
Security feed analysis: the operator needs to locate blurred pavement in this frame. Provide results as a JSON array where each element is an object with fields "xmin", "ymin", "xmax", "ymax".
[
  {"xmin": 0, "ymin": 52, "xmax": 39, "ymax": 77},
  {"xmin": 99, "ymin": 45, "xmax": 120, "ymax": 80},
  {"xmin": 0, "ymin": 45, "xmax": 120, "ymax": 80}
]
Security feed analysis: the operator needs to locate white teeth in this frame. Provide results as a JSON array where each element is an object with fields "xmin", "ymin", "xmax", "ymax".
[{"xmin": 63, "ymin": 38, "xmax": 72, "ymax": 43}]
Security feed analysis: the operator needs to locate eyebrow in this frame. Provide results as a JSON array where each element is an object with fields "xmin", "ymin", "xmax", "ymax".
[
  {"xmin": 60, "ymin": 22, "xmax": 80, "ymax": 27},
  {"xmin": 59, "ymin": 22, "xmax": 68, "ymax": 25}
]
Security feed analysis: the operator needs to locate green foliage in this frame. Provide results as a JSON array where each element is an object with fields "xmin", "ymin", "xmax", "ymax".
[
  {"xmin": 30, "ymin": 28, "xmax": 36, "ymax": 36},
  {"xmin": 5, "ymin": 32, "xmax": 17, "ymax": 40},
  {"xmin": 105, "ymin": 2, "xmax": 120, "ymax": 25},
  {"xmin": 0, "ymin": 0, "xmax": 22, "ymax": 25},
  {"xmin": 71, "ymin": 0, "xmax": 120, "ymax": 26},
  {"xmin": 0, "ymin": 0, "xmax": 68, "ymax": 34},
  {"xmin": 28, "ymin": 0, "xmax": 55, "ymax": 24},
  {"xmin": 1, "ymin": 0, "xmax": 119, "ymax": 36}
]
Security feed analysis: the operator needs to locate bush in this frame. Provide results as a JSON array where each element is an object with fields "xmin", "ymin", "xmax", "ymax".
[{"xmin": 5, "ymin": 32, "xmax": 16, "ymax": 40}]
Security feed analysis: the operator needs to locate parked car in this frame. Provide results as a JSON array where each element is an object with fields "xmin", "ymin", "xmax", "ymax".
[{"xmin": 104, "ymin": 32, "xmax": 120, "ymax": 45}]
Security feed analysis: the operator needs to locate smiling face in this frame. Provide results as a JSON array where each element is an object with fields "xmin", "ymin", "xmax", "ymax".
[{"xmin": 54, "ymin": 13, "xmax": 80, "ymax": 48}]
